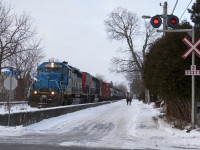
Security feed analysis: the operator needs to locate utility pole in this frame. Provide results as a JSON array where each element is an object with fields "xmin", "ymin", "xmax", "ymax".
[
  {"xmin": 162, "ymin": 2, "xmax": 167, "ymax": 30},
  {"xmin": 191, "ymin": 27, "xmax": 195, "ymax": 129}
]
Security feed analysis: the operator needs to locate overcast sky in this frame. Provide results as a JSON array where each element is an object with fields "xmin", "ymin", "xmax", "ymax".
[{"xmin": 7, "ymin": 0, "xmax": 193, "ymax": 86}]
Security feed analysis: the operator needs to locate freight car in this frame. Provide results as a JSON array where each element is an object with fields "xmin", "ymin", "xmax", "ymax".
[
  {"xmin": 28, "ymin": 61, "xmax": 125, "ymax": 107},
  {"xmin": 101, "ymin": 81, "xmax": 110, "ymax": 101},
  {"xmin": 111, "ymin": 86, "xmax": 125, "ymax": 100}
]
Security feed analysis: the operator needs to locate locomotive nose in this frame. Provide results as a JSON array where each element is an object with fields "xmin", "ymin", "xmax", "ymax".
[{"xmin": 40, "ymin": 95, "xmax": 47, "ymax": 104}]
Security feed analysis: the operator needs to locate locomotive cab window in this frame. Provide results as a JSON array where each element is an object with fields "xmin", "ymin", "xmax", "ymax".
[
  {"xmin": 44, "ymin": 67, "xmax": 62, "ymax": 73},
  {"xmin": 37, "ymin": 68, "xmax": 44, "ymax": 76},
  {"xmin": 63, "ymin": 67, "xmax": 69, "ymax": 76}
]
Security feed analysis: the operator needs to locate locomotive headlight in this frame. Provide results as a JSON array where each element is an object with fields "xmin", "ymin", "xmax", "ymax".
[
  {"xmin": 51, "ymin": 91, "xmax": 55, "ymax": 95},
  {"xmin": 50, "ymin": 62, "xmax": 55, "ymax": 68},
  {"xmin": 33, "ymin": 91, "xmax": 38, "ymax": 94}
]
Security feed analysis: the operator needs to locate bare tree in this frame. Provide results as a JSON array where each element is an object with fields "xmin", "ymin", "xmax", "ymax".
[
  {"xmin": 105, "ymin": 7, "xmax": 157, "ymax": 101},
  {"xmin": 95, "ymin": 73, "xmax": 107, "ymax": 82},
  {"xmin": 106, "ymin": 11, "xmax": 157, "ymax": 74},
  {"xmin": 105, "ymin": 7, "xmax": 142, "ymax": 72},
  {"xmin": 0, "ymin": 2, "xmax": 42, "ymax": 73},
  {"xmin": 141, "ymin": 21, "xmax": 158, "ymax": 63},
  {"xmin": 126, "ymin": 71, "xmax": 143, "ymax": 97},
  {"xmin": 110, "ymin": 54, "xmax": 140, "ymax": 73},
  {"xmin": 0, "ymin": 2, "xmax": 44, "ymax": 101},
  {"xmin": 115, "ymin": 82, "xmax": 127, "ymax": 93},
  {"xmin": 6, "ymin": 43, "xmax": 44, "ymax": 79}
]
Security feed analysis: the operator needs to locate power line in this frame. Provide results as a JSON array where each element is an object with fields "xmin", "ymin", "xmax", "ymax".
[
  {"xmin": 180, "ymin": 0, "xmax": 193, "ymax": 20},
  {"xmin": 171, "ymin": 0, "xmax": 179, "ymax": 14}
]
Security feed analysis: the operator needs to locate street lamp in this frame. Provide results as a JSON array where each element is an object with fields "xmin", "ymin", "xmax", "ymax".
[{"xmin": 142, "ymin": 15, "xmax": 151, "ymax": 19}]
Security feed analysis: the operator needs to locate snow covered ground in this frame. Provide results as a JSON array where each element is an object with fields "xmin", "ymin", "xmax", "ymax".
[
  {"xmin": 0, "ymin": 99, "xmax": 200, "ymax": 150},
  {"xmin": 0, "ymin": 102, "xmax": 38, "ymax": 114}
]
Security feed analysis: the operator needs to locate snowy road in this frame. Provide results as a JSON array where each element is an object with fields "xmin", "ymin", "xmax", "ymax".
[{"xmin": 0, "ymin": 100, "xmax": 200, "ymax": 150}]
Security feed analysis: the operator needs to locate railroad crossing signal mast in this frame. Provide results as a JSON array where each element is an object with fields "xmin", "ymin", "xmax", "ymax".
[{"xmin": 148, "ymin": 2, "xmax": 196, "ymax": 129}]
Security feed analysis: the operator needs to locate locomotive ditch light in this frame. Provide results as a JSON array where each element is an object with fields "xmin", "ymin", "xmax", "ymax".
[
  {"xmin": 150, "ymin": 15, "xmax": 162, "ymax": 28},
  {"xmin": 51, "ymin": 91, "xmax": 55, "ymax": 95},
  {"xmin": 33, "ymin": 91, "xmax": 38, "ymax": 94},
  {"xmin": 167, "ymin": 15, "xmax": 179, "ymax": 28}
]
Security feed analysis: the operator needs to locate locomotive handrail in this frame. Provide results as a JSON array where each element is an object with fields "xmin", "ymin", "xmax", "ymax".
[
  {"xmin": 60, "ymin": 81, "xmax": 65, "ymax": 92},
  {"xmin": 49, "ymin": 80, "xmax": 62, "ymax": 92}
]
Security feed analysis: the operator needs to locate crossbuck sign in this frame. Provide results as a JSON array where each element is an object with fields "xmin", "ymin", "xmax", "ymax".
[{"xmin": 182, "ymin": 37, "xmax": 200, "ymax": 59}]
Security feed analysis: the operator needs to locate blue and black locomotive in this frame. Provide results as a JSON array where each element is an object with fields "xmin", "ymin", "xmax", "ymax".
[
  {"xmin": 29, "ymin": 61, "xmax": 125, "ymax": 107},
  {"xmin": 29, "ymin": 61, "xmax": 76, "ymax": 107}
]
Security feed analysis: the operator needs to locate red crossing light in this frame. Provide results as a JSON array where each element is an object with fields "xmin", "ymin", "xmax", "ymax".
[
  {"xmin": 153, "ymin": 18, "xmax": 159, "ymax": 24},
  {"xmin": 167, "ymin": 15, "xmax": 179, "ymax": 28},
  {"xmin": 150, "ymin": 15, "xmax": 162, "ymax": 28}
]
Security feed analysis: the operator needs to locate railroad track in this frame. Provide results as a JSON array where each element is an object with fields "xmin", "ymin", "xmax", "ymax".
[{"xmin": 0, "ymin": 101, "xmax": 27, "ymax": 105}]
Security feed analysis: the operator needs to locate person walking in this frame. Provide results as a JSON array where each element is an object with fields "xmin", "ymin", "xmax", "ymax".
[
  {"xmin": 126, "ymin": 98, "xmax": 129, "ymax": 106},
  {"xmin": 126, "ymin": 97, "xmax": 132, "ymax": 105},
  {"xmin": 129, "ymin": 98, "xmax": 132, "ymax": 105},
  {"xmin": 126, "ymin": 92, "xmax": 132, "ymax": 106}
]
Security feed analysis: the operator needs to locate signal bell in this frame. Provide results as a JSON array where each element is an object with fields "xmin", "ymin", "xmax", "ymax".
[
  {"xmin": 150, "ymin": 15, "xmax": 162, "ymax": 28},
  {"xmin": 167, "ymin": 15, "xmax": 179, "ymax": 28}
]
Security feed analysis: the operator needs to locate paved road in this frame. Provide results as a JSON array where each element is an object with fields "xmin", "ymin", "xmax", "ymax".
[
  {"xmin": 0, "ymin": 143, "xmax": 126, "ymax": 150},
  {"xmin": 0, "ymin": 143, "xmax": 155, "ymax": 150}
]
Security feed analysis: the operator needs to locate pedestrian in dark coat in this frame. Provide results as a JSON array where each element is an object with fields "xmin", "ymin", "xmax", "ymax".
[
  {"xmin": 126, "ymin": 98, "xmax": 132, "ymax": 105},
  {"xmin": 126, "ymin": 92, "xmax": 132, "ymax": 106},
  {"xmin": 126, "ymin": 98, "xmax": 129, "ymax": 105},
  {"xmin": 129, "ymin": 98, "xmax": 132, "ymax": 105}
]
